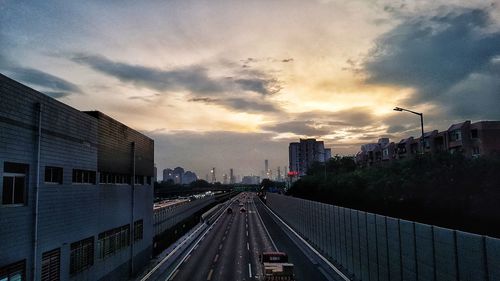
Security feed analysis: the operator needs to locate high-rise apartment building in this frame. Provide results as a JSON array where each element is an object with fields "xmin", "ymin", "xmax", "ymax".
[{"xmin": 289, "ymin": 138, "xmax": 332, "ymax": 176}]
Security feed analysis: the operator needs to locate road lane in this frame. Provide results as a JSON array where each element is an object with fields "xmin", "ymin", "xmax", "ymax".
[
  {"xmin": 168, "ymin": 206, "xmax": 234, "ymax": 281},
  {"xmin": 254, "ymin": 197, "xmax": 332, "ymax": 281}
]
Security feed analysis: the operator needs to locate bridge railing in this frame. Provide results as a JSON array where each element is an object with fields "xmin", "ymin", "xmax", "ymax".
[
  {"xmin": 153, "ymin": 196, "xmax": 215, "ymax": 236},
  {"xmin": 266, "ymin": 193, "xmax": 500, "ymax": 281}
]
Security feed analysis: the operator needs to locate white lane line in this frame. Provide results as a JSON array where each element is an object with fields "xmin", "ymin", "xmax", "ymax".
[
  {"xmin": 183, "ymin": 254, "xmax": 191, "ymax": 263},
  {"xmin": 158, "ymin": 198, "xmax": 238, "ymax": 281},
  {"xmin": 246, "ymin": 230, "xmax": 249, "ymax": 237},
  {"xmin": 261, "ymin": 200, "xmax": 351, "ymax": 281},
  {"xmin": 248, "ymin": 263, "xmax": 253, "ymax": 278},
  {"xmin": 169, "ymin": 269, "xmax": 179, "ymax": 281},
  {"xmin": 253, "ymin": 199, "xmax": 278, "ymax": 251},
  {"xmin": 247, "ymin": 242, "xmax": 250, "ymax": 251},
  {"xmin": 207, "ymin": 269, "xmax": 214, "ymax": 280},
  {"xmin": 219, "ymin": 244, "xmax": 223, "ymax": 250},
  {"xmin": 213, "ymin": 254, "xmax": 219, "ymax": 263}
]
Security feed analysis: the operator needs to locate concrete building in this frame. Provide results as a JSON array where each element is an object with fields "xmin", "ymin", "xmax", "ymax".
[
  {"xmin": 356, "ymin": 120, "xmax": 500, "ymax": 166},
  {"xmin": 289, "ymin": 139, "xmax": 332, "ymax": 176},
  {"xmin": 0, "ymin": 74, "xmax": 154, "ymax": 280},
  {"xmin": 241, "ymin": 175, "xmax": 260, "ymax": 185},
  {"xmin": 162, "ymin": 168, "xmax": 174, "ymax": 182},
  {"xmin": 182, "ymin": 171, "xmax": 197, "ymax": 185}
]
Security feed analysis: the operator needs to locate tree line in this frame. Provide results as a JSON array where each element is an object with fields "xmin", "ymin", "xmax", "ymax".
[{"xmin": 287, "ymin": 153, "xmax": 500, "ymax": 237}]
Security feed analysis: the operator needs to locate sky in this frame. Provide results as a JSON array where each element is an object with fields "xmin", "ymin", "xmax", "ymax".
[{"xmin": 1, "ymin": 0, "xmax": 500, "ymax": 178}]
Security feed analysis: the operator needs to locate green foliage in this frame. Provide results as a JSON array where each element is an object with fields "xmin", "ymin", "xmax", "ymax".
[{"xmin": 288, "ymin": 154, "xmax": 500, "ymax": 237}]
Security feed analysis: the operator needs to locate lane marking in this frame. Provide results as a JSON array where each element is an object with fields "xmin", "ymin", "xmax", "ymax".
[
  {"xmin": 183, "ymin": 254, "xmax": 191, "ymax": 263},
  {"xmin": 246, "ymin": 230, "xmax": 249, "ymax": 237},
  {"xmin": 248, "ymin": 263, "xmax": 253, "ymax": 278},
  {"xmin": 246, "ymin": 223, "xmax": 248, "ymax": 229},
  {"xmin": 213, "ymin": 254, "xmax": 219, "ymax": 263},
  {"xmin": 169, "ymin": 269, "xmax": 179, "ymax": 281},
  {"xmin": 261, "ymin": 200, "xmax": 351, "ymax": 281},
  {"xmin": 157, "ymin": 197, "xmax": 238, "ymax": 281},
  {"xmin": 247, "ymin": 242, "xmax": 250, "ymax": 251},
  {"xmin": 206, "ymin": 269, "xmax": 214, "ymax": 281},
  {"xmin": 253, "ymin": 199, "xmax": 278, "ymax": 251},
  {"xmin": 219, "ymin": 244, "xmax": 223, "ymax": 250}
]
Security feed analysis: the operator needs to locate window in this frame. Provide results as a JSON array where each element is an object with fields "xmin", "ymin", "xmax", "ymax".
[
  {"xmin": 135, "ymin": 175, "xmax": 144, "ymax": 185},
  {"xmin": 2, "ymin": 162, "xmax": 28, "ymax": 205},
  {"xmin": 134, "ymin": 220, "xmax": 143, "ymax": 241},
  {"xmin": 70, "ymin": 237, "xmax": 94, "ymax": 275},
  {"xmin": 0, "ymin": 260, "xmax": 26, "ymax": 281},
  {"xmin": 451, "ymin": 130, "xmax": 462, "ymax": 141},
  {"xmin": 471, "ymin": 129, "xmax": 478, "ymax": 139},
  {"xmin": 97, "ymin": 225, "xmax": 130, "ymax": 259},
  {"xmin": 99, "ymin": 173, "xmax": 131, "ymax": 185},
  {"xmin": 41, "ymin": 248, "xmax": 60, "ymax": 281},
  {"xmin": 44, "ymin": 167, "xmax": 63, "ymax": 184},
  {"xmin": 473, "ymin": 147, "xmax": 480, "ymax": 155},
  {"xmin": 72, "ymin": 170, "xmax": 96, "ymax": 185}
]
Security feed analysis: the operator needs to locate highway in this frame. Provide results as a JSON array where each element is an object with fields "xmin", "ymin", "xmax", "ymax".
[{"xmin": 167, "ymin": 192, "xmax": 333, "ymax": 281}]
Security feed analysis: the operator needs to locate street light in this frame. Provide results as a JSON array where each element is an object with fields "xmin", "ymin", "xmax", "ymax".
[{"xmin": 393, "ymin": 106, "xmax": 425, "ymax": 154}]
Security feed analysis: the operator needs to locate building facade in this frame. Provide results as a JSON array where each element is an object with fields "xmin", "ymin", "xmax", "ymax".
[
  {"xmin": 289, "ymin": 138, "xmax": 332, "ymax": 176},
  {"xmin": 0, "ymin": 74, "xmax": 154, "ymax": 281},
  {"xmin": 356, "ymin": 120, "xmax": 500, "ymax": 166}
]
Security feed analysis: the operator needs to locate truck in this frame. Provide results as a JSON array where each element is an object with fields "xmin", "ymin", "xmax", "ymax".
[{"xmin": 259, "ymin": 251, "xmax": 295, "ymax": 281}]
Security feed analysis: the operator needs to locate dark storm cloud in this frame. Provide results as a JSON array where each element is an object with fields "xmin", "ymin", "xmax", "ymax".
[
  {"xmin": 72, "ymin": 54, "xmax": 223, "ymax": 93},
  {"xmin": 262, "ymin": 120, "xmax": 330, "ymax": 136},
  {"xmin": 363, "ymin": 7, "xmax": 500, "ymax": 118},
  {"xmin": 188, "ymin": 97, "xmax": 281, "ymax": 113}
]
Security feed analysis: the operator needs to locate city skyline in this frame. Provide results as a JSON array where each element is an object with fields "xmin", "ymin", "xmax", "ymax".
[{"xmin": 1, "ymin": 1, "xmax": 500, "ymax": 176}]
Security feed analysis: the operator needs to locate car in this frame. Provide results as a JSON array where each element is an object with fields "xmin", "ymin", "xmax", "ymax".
[
  {"xmin": 240, "ymin": 207, "xmax": 246, "ymax": 213},
  {"xmin": 227, "ymin": 208, "xmax": 233, "ymax": 214}
]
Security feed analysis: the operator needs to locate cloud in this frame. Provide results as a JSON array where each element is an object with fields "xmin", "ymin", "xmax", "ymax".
[
  {"xmin": 0, "ymin": 60, "xmax": 82, "ymax": 98},
  {"xmin": 188, "ymin": 96, "xmax": 281, "ymax": 113},
  {"xmin": 72, "ymin": 53, "xmax": 282, "ymax": 97},
  {"xmin": 72, "ymin": 54, "xmax": 223, "ymax": 94},
  {"xmin": 296, "ymin": 107, "xmax": 376, "ymax": 127},
  {"xmin": 262, "ymin": 120, "xmax": 331, "ymax": 136},
  {"xmin": 234, "ymin": 77, "xmax": 281, "ymax": 95},
  {"xmin": 363, "ymin": 7, "xmax": 500, "ymax": 118}
]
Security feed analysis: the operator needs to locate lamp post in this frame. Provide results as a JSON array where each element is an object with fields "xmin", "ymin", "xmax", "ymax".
[{"xmin": 393, "ymin": 107, "xmax": 425, "ymax": 154}]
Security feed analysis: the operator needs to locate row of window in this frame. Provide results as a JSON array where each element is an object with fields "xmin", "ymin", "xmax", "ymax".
[
  {"xmin": 0, "ymin": 220, "xmax": 144, "ymax": 280},
  {"xmin": 99, "ymin": 173, "xmax": 152, "ymax": 185},
  {"xmin": 2, "ymin": 162, "xmax": 151, "ymax": 206}
]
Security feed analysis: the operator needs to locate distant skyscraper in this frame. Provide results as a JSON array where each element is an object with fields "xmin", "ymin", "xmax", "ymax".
[
  {"xmin": 230, "ymin": 168, "xmax": 235, "ymax": 184},
  {"xmin": 289, "ymin": 138, "xmax": 332, "ymax": 176},
  {"xmin": 211, "ymin": 167, "xmax": 216, "ymax": 183},
  {"xmin": 277, "ymin": 166, "xmax": 281, "ymax": 181},
  {"xmin": 183, "ymin": 171, "xmax": 198, "ymax": 184},
  {"xmin": 264, "ymin": 159, "xmax": 269, "ymax": 179},
  {"xmin": 163, "ymin": 168, "xmax": 174, "ymax": 182}
]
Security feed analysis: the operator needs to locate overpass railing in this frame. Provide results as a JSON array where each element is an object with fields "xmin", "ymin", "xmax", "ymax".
[{"xmin": 266, "ymin": 193, "xmax": 500, "ymax": 281}]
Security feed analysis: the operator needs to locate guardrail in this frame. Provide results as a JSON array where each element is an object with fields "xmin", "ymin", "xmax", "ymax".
[
  {"xmin": 266, "ymin": 193, "xmax": 500, "ymax": 281},
  {"xmin": 154, "ymin": 196, "xmax": 215, "ymax": 236}
]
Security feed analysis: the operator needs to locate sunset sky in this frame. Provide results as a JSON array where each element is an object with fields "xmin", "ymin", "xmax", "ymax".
[{"xmin": 1, "ymin": 0, "xmax": 500, "ymax": 178}]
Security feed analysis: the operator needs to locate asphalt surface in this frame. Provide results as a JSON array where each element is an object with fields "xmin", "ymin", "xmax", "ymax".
[{"xmin": 169, "ymin": 192, "xmax": 332, "ymax": 281}]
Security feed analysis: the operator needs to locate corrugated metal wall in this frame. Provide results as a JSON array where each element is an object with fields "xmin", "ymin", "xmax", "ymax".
[{"xmin": 266, "ymin": 193, "xmax": 500, "ymax": 281}]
